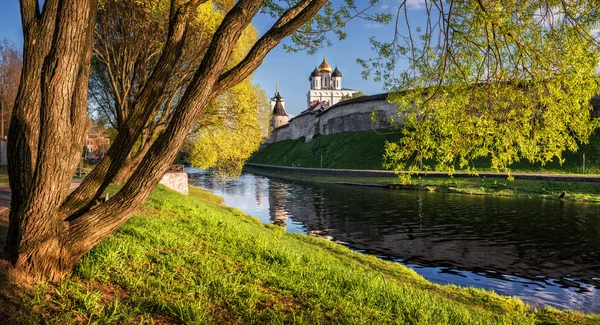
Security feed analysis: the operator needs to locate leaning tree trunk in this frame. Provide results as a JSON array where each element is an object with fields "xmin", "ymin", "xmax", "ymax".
[
  {"xmin": 4, "ymin": 0, "xmax": 327, "ymax": 282},
  {"xmin": 113, "ymin": 133, "xmax": 154, "ymax": 184}
]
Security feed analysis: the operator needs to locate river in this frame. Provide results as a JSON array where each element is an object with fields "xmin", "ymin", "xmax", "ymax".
[{"xmin": 187, "ymin": 168, "xmax": 600, "ymax": 313}]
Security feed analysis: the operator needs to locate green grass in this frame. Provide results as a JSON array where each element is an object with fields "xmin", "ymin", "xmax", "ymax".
[
  {"xmin": 250, "ymin": 130, "xmax": 403, "ymax": 170},
  {"xmin": 4, "ymin": 185, "xmax": 599, "ymax": 324},
  {"xmin": 251, "ymin": 129, "xmax": 600, "ymax": 174},
  {"xmin": 245, "ymin": 166, "xmax": 600, "ymax": 203}
]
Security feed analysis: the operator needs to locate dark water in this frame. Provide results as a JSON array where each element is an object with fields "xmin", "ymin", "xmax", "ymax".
[{"xmin": 187, "ymin": 168, "xmax": 600, "ymax": 313}]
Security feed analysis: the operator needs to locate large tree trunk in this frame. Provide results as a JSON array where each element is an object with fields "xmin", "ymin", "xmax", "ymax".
[
  {"xmin": 5, "ymin": 0, "xmax": 96, "ymax": 281},
  {"xmin": 3, "ymin": 0, "xmax": 327, "ymax": 282}
]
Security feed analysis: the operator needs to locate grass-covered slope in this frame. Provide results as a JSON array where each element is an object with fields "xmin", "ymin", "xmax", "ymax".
[
  {"xmin": 4, "ymin": 186, "xmax": 599, "ymax": 324},
  {"xmin": 250, "ymin": 131, "xmax": 402, "ymax": 170},
  {"xmin": 251, "ymin": 130, "xmax": 600, "ymax": 174}
]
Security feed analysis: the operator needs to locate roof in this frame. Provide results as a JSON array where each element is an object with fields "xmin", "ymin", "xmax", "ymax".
[
  {"xmin": 315, "ymin": 92, "xmax": 389, "ymax": 117},
  {"xmin": 311, "ymin": 67, "xmax": 319, "ymax": 77},
  {"xmin": 272, "ymin": 92, "xmax": 288, "ymax": 116},
  {"xmin": 332, "ymin": 67, "xmax": 342, "ymax": 77},
  {"xmin": 318, "ymin": 55, "xmax": 332, "ymax": 73}
]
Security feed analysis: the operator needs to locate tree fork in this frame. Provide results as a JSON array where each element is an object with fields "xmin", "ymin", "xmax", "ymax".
[
  {"xmin": 5, "ymin": 0, "xmax": 329, "ymax": 282},
  {"xmin": 60, "ymin": 0, "xmax": 202, "ymax": 216}
]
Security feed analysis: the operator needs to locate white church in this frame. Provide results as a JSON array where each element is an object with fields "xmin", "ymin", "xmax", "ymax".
[
  {"xmin": 307, "ymin": 55, "xmax": 356, "ymax": 109},
  {"xmin": 270, "ymin": 56, "xmax": 357, "ymax": 129}
]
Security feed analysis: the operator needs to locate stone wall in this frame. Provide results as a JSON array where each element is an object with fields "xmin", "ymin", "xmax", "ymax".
[
  {"xmin": 160, "ymin": 172, "xmax": 189, "ymax": 195},
  {"xmin": 267, "ymin": 93, "xmax": 401, "ymax": 143}
]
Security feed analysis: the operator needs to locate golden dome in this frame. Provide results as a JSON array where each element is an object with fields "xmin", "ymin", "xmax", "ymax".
[{"xmin": 318, "ymin": 55, "xmax": 332, "ymax": 73}]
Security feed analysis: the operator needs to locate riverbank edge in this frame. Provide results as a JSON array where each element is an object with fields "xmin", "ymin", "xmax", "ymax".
[
  {"xmin": 243, "ymin": 164, "xmax": 600, "ymax": 202},
  {"xmin": 2, "ymin": 185, "xmax": 598, "ymax": 324}
]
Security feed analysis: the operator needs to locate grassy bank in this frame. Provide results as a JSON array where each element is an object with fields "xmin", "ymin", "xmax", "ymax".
[
  {"xmin": 245, "ymin": 166, "xmax": 600, "ymax": 203},
  {"xmin": 251, "ymin": 130, "xmax": 600, "ymax": 174},
  {"xmin": 2, "ymin": 186, "xmax": 599, "ymax": 324},
  {"xmin": 250, "ymin": 130, "xmax": 402, "ymax": 170}
]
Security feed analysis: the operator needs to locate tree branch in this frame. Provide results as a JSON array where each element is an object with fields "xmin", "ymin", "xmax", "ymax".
[{"xmin": 213, "ymin": 0, "xmax": 328, "ymax": 95}]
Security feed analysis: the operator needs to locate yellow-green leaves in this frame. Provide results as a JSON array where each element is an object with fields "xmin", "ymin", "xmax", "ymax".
[
  {"xmin": 379, "ymin": 0, "xmax": 600, "ymax": 176},
  {"xmin": 186, "ymin": 80, "xmax": 270, "ymax": 179}
]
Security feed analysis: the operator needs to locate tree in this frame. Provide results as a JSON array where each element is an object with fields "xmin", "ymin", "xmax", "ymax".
[
  {"xmin": 89, "ymin": 0, "xmax": 260, "ymax": 183},
  {"xmin": 360, "ymin": 0, "xmax": 600, "ymax": 177},
  {"xmin": 185, "ymin": 79, "xmax": 271, "ymax": 178},
  {"xmin": 340, "ymin": 91, "xmax": 365, "ymax": 101},
  {"xmin": 0, "ymin": 40, "xmax": 22, "ymax": 140},
  {"xmin": 3, "ymin": 0, "xmax": 385, "ymax": 282}
]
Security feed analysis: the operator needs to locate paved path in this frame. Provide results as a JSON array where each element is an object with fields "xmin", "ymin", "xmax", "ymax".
[
  {"xmin": 0, "ymin": 179, "xmax": 82, "ymax": 211},
  {"xmin": 246, "ymin": 163, "xmax": 600, "ymax": 182},
  {"xmin": 0, "ymin": 179, "xmax": 82, "ymax": 254}
]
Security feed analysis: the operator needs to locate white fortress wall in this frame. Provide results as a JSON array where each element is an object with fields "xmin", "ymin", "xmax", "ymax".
[
  {"xmin": 267, "ymin": 93, "xmax": 403, "ymax": 144},
  {"xmin": 317, "ymin": 94, "xmax": 401, "ymax": 135}
]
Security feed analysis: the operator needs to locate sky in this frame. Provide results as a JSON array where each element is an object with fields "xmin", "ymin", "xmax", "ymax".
[
  {"xmin": 1, "ymin": 2, "xmax": 599, "ymax": 116},
  {"xmin": 251, "ymin": 1, "xmax": 411, "ymax": 116},
  {"xmin": 0, "ymin": 1, "xmax": 421, "ymax": 117},
  {"xmin": 251, "ymin": 0, "xmax": 429, "ymax": 115}
]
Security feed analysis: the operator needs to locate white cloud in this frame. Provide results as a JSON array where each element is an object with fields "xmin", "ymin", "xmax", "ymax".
[
  {"xmin": 406, "ymin": 0, "xmax": 425, "ymax": 10},
  {"xmin": 380, "ymin": 4, "xmax": 389, "ymax": 10},
  {"xmin": 364, "ymin": 23, "xmax": 385, "ymax": 29}
]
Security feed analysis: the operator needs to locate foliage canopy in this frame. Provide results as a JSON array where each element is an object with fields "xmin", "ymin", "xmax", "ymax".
[{"xmin": 363, "ymin": 0, "xmax": 600, "ymax": 177}]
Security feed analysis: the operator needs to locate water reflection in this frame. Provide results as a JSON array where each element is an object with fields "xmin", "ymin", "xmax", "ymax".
[{"xmin": 187, "ymin": 168, "xmax": 600, "ymax": 313}]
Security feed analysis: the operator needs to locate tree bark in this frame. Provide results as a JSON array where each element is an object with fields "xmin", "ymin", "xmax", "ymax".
[
  {"xmin": 4, "ymin": 0, "xmax": 328, "ymax": 282},
  {"xmin": 113, "ymin": 129, "xmax": 155, "ymax": 184},
  {"xmin": 5, "ymin": 0, "xmax": 96, "ymax": 281}
]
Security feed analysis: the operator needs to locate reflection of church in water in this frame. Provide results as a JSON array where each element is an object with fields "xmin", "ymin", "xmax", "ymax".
[{"xmin": 268, "ymin": 182, "xmax": 290, "ymax": 227}]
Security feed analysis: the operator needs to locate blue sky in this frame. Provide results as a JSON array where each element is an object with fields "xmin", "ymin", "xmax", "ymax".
[
  {"xmin": 252, "ymin": 0, "xmax": 426, "ymax": 115},
  {"xmin": 0, "ymin": 1, "xmax": 421, "ymax": 116}
]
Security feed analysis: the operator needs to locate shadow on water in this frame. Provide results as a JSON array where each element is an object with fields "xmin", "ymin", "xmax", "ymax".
[{"xmin": 189, "ymin": 168, "xmax": 600, "ymax": 313}]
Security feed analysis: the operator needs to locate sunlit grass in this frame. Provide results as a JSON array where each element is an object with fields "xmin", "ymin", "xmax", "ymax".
[
  {"xmin": 244, "ymin": 166, "xmax": 600, "ymax": 203},
  {"xmin": 251, "ymin": 129, "xmax": 600, "ymax": 174},
  {"xmin": 7, "ymin": 185, "xmax": 600, "ymax": 324}
]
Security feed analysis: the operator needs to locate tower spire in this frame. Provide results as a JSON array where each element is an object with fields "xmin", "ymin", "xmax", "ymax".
[{"xmin": 276, "ymin": 80, "xmax": 279, "ymax": 94}]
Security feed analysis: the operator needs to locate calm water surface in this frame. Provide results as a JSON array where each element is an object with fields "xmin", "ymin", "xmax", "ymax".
[{"xmin": 187, "ymin": 168, "xmax": 600, "ymax": 313}]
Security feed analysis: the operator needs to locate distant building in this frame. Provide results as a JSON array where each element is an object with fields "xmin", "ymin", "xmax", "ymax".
[
  {"xmin": 268, "ymin": 56, "xmax": 359, "ymax": 131},
  {"xmin": 307, "ymin": 55, "xmax": 356, "ymax": 108},
  {"xmin": 85, "ymin": 126, "xmax": 110, "ymax": 160},
  {"xmin": 270, "ymin": 85, "xmax": 289, "ymax": 130}
]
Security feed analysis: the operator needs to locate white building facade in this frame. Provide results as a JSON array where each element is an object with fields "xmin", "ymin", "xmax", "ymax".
[{"xmin": 307, "ymin": 55, "xmax": 356, "ymax": 109}]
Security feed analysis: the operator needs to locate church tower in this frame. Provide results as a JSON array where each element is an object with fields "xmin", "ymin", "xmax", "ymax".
[
  {"xmin": 332, "ymin": 66, "xmax": 342, "ymax": 90},
  {"xmin": 310, "ymin": 67, "xmax": 321, "ymax": 90},
  {"xmin": 270, "ymin": 84, "xmax": 289, "ymax": 129},
  {"xmin": 307, "ymin": 55, "xmax": 356, "ymax": 108},
  {"xmin": 318, "ymin": 55, "xmax": 332, "ymax": 88}
]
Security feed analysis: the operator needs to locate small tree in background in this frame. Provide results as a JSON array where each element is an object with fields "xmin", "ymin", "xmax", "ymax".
[
  {"xmin": 185, "ymin": 80, "xmax": 271, "ymax": 179},
  {"xmin": 340, "ymin": 91, "xmax": 365, "ymax": 101},
  {"xmin": 0, "ymin": 40, "xmax": 22, "ymax": 141}
]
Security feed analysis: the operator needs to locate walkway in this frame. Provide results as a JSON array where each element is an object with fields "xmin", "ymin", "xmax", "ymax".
[
  {"xmin": 246, "ymin": 163, "xmax": 600, "ymax": 182},
  {"xmin": 0, "ymin": 179, "xmax": 82, "ymax": 254}
]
